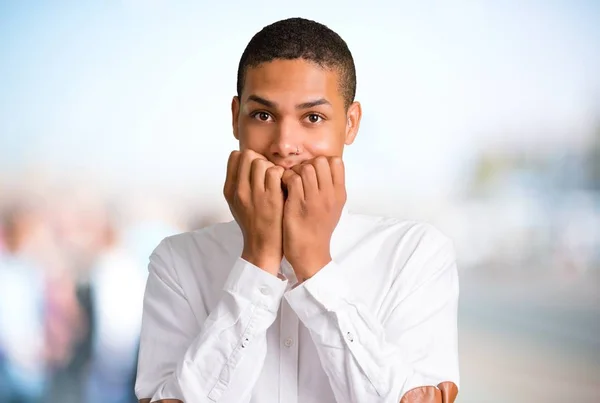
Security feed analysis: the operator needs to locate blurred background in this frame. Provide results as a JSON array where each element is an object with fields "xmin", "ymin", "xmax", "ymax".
[{"xmin": 1, "ymin": 1, "xmax": 599, "ymax": 402}]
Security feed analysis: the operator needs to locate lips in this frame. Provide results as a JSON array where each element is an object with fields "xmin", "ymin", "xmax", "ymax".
[{"xmin": 276, "ymin": 160, "xmax": 303, "ymax": 170}]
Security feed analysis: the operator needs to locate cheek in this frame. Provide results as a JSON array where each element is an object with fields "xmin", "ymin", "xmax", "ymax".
[
  {"xmin": 304, "ymin": 129, "xmax": 345, "ymax": 156},
  {"xmin": 238, "ymin": 122, "xmax": 272, "ymax": 149}
]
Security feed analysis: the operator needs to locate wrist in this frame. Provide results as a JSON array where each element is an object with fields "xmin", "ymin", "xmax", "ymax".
[
  {"xmin": 291, "ymin": 253, "xmax": 332, "ymax": 280},
  {"xmin": 241, "ymin": 249, "xmax": 281, "ymax": 275}
]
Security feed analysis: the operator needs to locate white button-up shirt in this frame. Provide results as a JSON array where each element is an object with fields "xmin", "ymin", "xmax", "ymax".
[{"xmin": 135, "ymin": 210, "xmax": 460, "ymax": 402}]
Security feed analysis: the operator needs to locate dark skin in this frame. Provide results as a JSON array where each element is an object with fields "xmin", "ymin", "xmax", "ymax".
[
  {"xmin": 140, "ymin": 58, "xmax": 456, "ymax": 403},
  {"xmin": 229, "ymin": 58, "xmax": 362, "ymax": 283},
  {"xmin": 139, "ymin": 58, "xmax": 362, "ymax": 403}
]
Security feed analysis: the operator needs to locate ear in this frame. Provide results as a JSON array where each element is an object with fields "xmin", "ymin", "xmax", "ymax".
[
  {"xmin": 344, "ymin": 101, "xmax": 362, "ymax": 145},
  {"xmin": 231, "ymin": 96, "xmax": 240, "ymax": 140}
]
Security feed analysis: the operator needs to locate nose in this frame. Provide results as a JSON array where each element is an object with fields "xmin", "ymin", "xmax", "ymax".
[{"xmin": 269, "ymin": 118, "xmax": 301, "ymax": 158}]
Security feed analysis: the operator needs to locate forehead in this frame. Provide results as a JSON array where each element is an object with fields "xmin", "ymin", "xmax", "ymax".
[{"xmin": 242, "ymin": 59, "xmax": 344, "ymax": 106}]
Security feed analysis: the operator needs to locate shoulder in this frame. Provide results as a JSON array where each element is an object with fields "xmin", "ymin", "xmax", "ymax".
[
  {"xmin": 346, "ymin": 211, "xmax": 452, "ymax": 250},
  {"xmin": 147, "ymin": 220, "xmax": 241, "ymax": 277},
  {"xmin": 346, "ymin": 211, "xmax": 456, "ymax": 278},
  {"xmin": 163, "ymin": 219, "xmax": 241, "ymax": 254},
  {"xmin": 151, "ymin": 219, "xmax": 241, "ymax": 261}
]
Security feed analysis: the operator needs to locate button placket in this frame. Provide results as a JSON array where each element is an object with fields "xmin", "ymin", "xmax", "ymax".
[{"xmin": 279, "ymin": 297, "xmax": 299, "ymax": 403}]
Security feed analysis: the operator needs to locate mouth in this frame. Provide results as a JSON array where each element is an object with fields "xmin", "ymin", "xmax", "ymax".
[{"xmin": 276, "ymin": 160, "xmax": 303, "ymax": 170}]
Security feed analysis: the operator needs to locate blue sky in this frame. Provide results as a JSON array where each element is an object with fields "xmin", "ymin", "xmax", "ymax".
[{"xmin": 1, "ymin": 1, "xmax": 599, "ymax": 199}]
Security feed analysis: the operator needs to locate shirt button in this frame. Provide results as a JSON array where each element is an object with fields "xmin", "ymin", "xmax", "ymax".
[
  {"xmin": 284, "ymin": 337, "xmax": 294, "ymax": 347},
  {"xmin": 241, "ymin": 338, "xmax": 250, "ymax": 348},
  {"xmin": 346, "ymin": 332, "xmax": 354, "ymax": 342},
  {"xmin": 260, "ymin": 286, "xmax": 271, "ymax": 295}
]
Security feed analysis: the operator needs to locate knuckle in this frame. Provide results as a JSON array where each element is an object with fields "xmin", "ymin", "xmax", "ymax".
[
  {"xmin": 243, "ymin": 149, "xmax": 261, "ymax": 160},
  {"xmin": 266, "ymin": 166, "xmax": 283, "ymax": 177},
  {"xmin": 241, "ymin": 149, "xmax": 255, "ymax": 162},
  {"xmin": 227, "ymin": 151, "xmax": 241, "ymax": 168},
  {"xmin": 235, "ymin": 188, "xmax": 249, "ymax": 204},
  {"xmin": 315, "ymin": 155, "xmax": 328, "ymax": 165},
  {"xmin": 300, "ymin": 164, "xmax": 314, "ymax": 174},
  {"xmin": 252, "ymin": 157, "xmax": 271, "ymax": 170},
  {"xmin": 223, "ymin": 188, "xmax": 231, "ymax": 201},
  {"xmin": 328, "ymin": 156, "xmax": 343, "ymax": 165}
]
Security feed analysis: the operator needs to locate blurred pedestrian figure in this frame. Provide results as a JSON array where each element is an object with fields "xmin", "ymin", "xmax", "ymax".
[
  {"xmin": 0, "ymin": 202, "xmax": 47, "ymax": 403},
  {"xmin": 85, "ymin": 205, "xmax": 147, "ymax": 403}
]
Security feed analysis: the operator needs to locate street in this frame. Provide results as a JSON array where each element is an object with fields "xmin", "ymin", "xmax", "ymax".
[{"xmin": 457, "ymin": 274, "xmax": 600, "ymax": 403}]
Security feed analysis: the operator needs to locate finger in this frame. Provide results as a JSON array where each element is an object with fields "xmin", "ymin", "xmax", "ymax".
[
  {"xmin": 282, "ymin": 170, "xmax": 304, "ymax": 201},
  {"xmin": 298, "ymin": 163, "xmax": 318, "ymax": 198},
  {"xmin": 312, "ymin": 156, "xmax": 332, "ymax": 191},
  {"xmin": 290, "ymin": 165, "xmax": 308, "ymax": 199},
  {"xmin": 251, "ymin": 158, "xmax": 271, "ymax": 192},
  {"xmin": 290, "ymin": 164, "xmax": 303, "ymax": 176},
  {"xmin": 328, "ymin": 156, "xmax": 345, "ymax": 187},
  {"xmin": 265, "ymin": 165, "xmax": 285, "ymax": 194},
  {"xmin": 223, "ymin": 151, "xmax": 241, "ymax": 200},
  {"xmin": 237, "ymin": 150, "xmax": 263, "ymax": 193}
]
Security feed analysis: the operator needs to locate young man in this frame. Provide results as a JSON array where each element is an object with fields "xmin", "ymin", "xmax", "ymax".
[{"xmin": 135, "ymin": 17, "xmax": 459, "ymax": 403}]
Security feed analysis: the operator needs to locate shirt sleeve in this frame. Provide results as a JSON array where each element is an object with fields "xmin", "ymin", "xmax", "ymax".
[
  {"xmin": 135, "ymin": 237, "xmax": 288, "ymax": 402},
  {"xmin": 284, "ymin": 229, "xmax": 459, "ymax": 403}
]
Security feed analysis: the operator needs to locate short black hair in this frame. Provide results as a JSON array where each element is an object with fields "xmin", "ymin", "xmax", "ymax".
[{"xmin": 236, "ymin": 17, "xmax": 356, "ymax": 108}]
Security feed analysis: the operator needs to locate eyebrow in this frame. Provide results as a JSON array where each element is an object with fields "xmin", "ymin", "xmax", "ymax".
[
  {"xmin": 247, "ymin": 94, "xmax": 331, "ymax": 109},
  {"xmin": 297, "ymin": 98, "xmax": 331, "ymax": 109},
  {"xmin": 247, "ymin": 95, "xmax": 276, "ymax": 108}
]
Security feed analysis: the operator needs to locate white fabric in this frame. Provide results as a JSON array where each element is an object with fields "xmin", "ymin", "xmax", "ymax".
[{"xmin": 135, "ymin": 210, "xmax": 460, "ymax": 402}]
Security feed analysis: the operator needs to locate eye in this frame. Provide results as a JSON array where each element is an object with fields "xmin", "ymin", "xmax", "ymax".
[
  {"xmin": 251, "ymin": 111, "xmax": 273, "ymax": 122},
  {"xmin": 305, "ymin": 114, "xmax": 323, "ymax": 124}
]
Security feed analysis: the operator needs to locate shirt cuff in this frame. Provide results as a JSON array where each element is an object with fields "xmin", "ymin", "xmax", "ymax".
[
  {"xmin": 284, "ymin": 260, "xmax": 351, "ymax": 322},
  {"xmin": 223, "ymin": 257, "xmax": 288, "ymax": 313}
]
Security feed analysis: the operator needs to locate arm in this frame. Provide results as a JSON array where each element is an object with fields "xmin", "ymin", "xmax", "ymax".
[
  {"xmin": 285, "ymin": 231, "xmax": 459, "ymax": 403},
  {"xmin": 135, "ymin": 237, "xmax": 288, "ymax": 403}
]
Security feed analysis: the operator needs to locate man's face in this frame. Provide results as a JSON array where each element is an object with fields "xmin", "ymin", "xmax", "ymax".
[{"xmin": 232, "ymin": 58, "xmax": 361, "ymax": 168}]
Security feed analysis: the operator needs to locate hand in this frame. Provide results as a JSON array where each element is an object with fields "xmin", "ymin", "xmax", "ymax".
[
  {"xmin": 281, "ymin": 156, "xmax": 346, "ymax": 282},
  {"xmin": 223, "ymin": 150, "xmax": 285, "ymax": 275}
]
